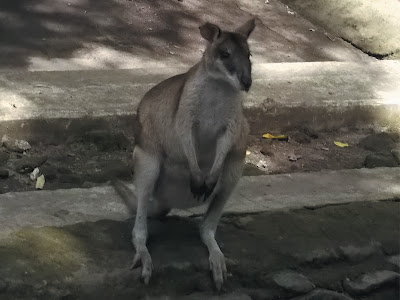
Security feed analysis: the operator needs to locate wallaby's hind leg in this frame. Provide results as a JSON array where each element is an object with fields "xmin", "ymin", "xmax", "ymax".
[
  {"xmin": 113, "ymin": 179, "xmax": 170, "ymax": 218},
  {"xmin": 200, "ymin": 153, "xmax": 244, "ymax": 291},
  {"xmin": 129, "ymin": 146, "xmax": 161, "ymax": 284}
]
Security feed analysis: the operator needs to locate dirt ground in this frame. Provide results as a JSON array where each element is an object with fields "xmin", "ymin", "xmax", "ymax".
[
  {"xmin": 0, "ymin": 201, "xmax": 398, "ymax": 299},
  {"xmin": 0, "ymin": 0, "xmax": 372, "ymax": 72},
  {"xmin": 1, "ymin": 128, "xmax": 399, "ymax": 195}
]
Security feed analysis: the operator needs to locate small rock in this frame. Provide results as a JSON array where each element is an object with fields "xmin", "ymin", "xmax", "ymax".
[
  {"xmin": 1, "ymin": 135, "xmax": 31, "ymax": 153},
  {"xmin": 387, "ymin": 254, "xmax": 400, "ymax": 269},
  {"xmin": 294, "ymin": 289, "xmax": 353, "ymax": 300},
  {"xmin": 273, "ymin": 270, "xmax": 315, "ymax": 294},
  {"xmin": 256, "ymin": 159, "xmax": 268, "ymax": 169},
  {"xmin": 0, "ymin": 151, "xmax": 9, "ymax": 166},
  {"xmin": 243, "ymin": 164, "xmax": 265, "ymax": 176},
  {"xmin": 15, "ymin": 156, "xmax": 47, "ymax": 173},
  {"xmin": 0, "ymin": 169, "xmax": 9, "ymax": 179},
  {"xmin": 294, "ymin": 248, "xmax": 339, "ymax": 265},
  {"xmin": 364, "ymin": 152, "xmax": 398, "ymax": 168},
  {"xmin": 343, "ymin": 270, "xmax": 400, "ymax": 295},
  {"xmin": 339, "ymin": 242, "xmax": 382, "ymax": 262},
  {"xmin": 289, "ymin": 154, "xmax": 302, "ymax": 161},
  {"xmin": 321, "ymin": 147, "xmax": 329, "ymax": 151},
  {"xmin": 358, "ymin": 133, "xmax": 396, "ymax": 152}
]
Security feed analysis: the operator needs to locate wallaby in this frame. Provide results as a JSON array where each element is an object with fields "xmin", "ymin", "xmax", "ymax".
[{"xmin": 114, "ymin": 18, "xmax": 255, "ymax": 290}]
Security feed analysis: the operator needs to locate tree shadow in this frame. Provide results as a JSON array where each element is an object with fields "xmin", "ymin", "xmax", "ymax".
[{"xmin": 0, "ymin": 0, "xmax": 202, "ymax": 69}]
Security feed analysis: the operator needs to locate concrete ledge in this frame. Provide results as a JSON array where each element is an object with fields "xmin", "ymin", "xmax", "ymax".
[
  {"xmin": 0, "ymin": 167, "xmax": 398, "ymax": 238},
  {"xmin": 0, "ymin": 61, "xmax": 399, "ymax": 141}
]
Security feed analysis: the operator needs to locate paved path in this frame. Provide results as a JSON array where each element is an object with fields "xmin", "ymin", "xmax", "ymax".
[
  {"xmin": 0, "ymin": 167, "xmax": 398, "ymax": 239},
  {"xmin": 1, "ymin": 61, "xmax": 399, "ymax": 140}
]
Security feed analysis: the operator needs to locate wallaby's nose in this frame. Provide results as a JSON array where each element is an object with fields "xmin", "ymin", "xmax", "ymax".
[{"xmin": 240, "ymin": 75, "xmax": 252, "ymax": 92}]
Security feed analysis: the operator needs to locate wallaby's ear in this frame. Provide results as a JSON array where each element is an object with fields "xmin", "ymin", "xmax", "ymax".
[
  {"xmin": 199, "ymin": 22, "xmax": 221, "ymax": 42},
  {"xmin": 236, "ymin": 18, "xmax": 256, "ymax": 38}
]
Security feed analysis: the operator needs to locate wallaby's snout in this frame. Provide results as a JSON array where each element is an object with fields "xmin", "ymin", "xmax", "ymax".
[
  {"xmin": 240, "ymin": 69, "xmax": 252, "ymax": 92},
  {"xmin": 200, "ymin": 18, "xmax": 256, "ymax": 92}
]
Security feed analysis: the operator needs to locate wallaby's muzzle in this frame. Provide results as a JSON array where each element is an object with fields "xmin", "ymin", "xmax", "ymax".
[{"xmin": 240, "ymin": 74, "xmax": 252, "ymax": 92}]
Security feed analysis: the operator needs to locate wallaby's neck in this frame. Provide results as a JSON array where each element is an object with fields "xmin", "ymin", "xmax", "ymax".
[{"xmin": 187, "ymin": 58, "xmax": 240, "ymax": 97}]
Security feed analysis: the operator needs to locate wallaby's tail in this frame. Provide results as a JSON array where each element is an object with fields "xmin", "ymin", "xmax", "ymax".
[{"xmin": 111, "ymin": 179, "xmax": 137, "ymax": 214}]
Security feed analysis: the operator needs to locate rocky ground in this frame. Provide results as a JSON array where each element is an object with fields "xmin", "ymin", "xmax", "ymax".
[
  {"xmin": 1, "ymin": 128, "xmax": 399, "ymax": 195},
  {"xmin": 0, "ymin": 201, "xmax": 398, "ymax": 300}
]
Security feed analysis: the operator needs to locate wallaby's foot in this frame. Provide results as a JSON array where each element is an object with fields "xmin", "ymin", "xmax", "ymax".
[
  {"xmin": 130, "ymin": 248, "xmax": 153, "ymax": 284},
  {"xmin": 209, "ymin": 248, "xmax": 227, "ymax": 291}
]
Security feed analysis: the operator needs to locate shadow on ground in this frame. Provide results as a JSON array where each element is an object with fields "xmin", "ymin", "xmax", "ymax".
[
  {"xmin": 0, "ymin": 0, "xmax": 202, "ymax": 69},
  {"xmin": 0, "ymin": 201, "xmax": 399, "ymax": 299},
  {"xmin": 0, "ymin": 0, "xmax": 372, "ymax": 71}
]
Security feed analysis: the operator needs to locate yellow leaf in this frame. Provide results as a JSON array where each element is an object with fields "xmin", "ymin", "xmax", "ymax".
[
  {"xmin": 334, "ymin": 141, "xmax": 349, "ymax": 148},
  {"xmin": 246, "ymin": 150, "xmax": 251, "ymax": 156},
  {"xmin": 36, "ymin": 174, "xmax": 45, "ymax": 190},
  {"xmin": 263, "ymin": 133, "xmax": 288, "ymax": 139}
]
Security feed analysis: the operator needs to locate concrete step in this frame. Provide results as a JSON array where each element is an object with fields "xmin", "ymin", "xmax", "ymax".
[
  {"xmin": 0, "ymin": 60, "xmax": 399, "ymax": 142},
  {"xmin": 0, "ymin": 167, "xmax": 398, "ymax": 238}
]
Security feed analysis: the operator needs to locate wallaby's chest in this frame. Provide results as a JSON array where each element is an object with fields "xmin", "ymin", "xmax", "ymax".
[{"xmin": 193, "ymin": 80, "xmax": 238, "ymax": 140}]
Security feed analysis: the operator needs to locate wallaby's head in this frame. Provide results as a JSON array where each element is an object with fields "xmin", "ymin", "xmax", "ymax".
[{"xmin": 199, "ymin": 18, "xmax": 256, "ymax": 92}]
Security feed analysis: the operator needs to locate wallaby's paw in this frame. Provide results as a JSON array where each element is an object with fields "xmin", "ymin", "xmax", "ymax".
[
  {"xmin": 190, "ymin": 172, "xmax": 206, "ymax": 200},
  {"xmin": 130, "ymin": 250, "xmax": 153, "ymax": 285},
  {"xmin": 209, "ymin": 249, "xmax": 227, "ymax": 291}
]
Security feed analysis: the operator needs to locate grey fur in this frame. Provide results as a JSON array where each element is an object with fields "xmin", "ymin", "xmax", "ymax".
[{"xmin": 113, "ymin": 19, "xmax": 255, "ymax": 290}]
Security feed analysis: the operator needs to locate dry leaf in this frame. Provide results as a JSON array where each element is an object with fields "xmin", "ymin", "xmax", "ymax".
[
  {"xmin": 263, "ymin": 133, "xmax": 288, "ymax": 140},
  {"xmin": 36, "ymin": 174, "xmax": 45, "ymax": 190},
  {"xmin": 334, "ymin": 141, "xmax": 349, "ymax": 148}
]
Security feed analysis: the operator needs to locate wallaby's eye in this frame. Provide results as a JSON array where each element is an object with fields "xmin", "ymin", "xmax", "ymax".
[{"xmin": 220, "ymin": 50, "xmax": 230, "ymax": 59}]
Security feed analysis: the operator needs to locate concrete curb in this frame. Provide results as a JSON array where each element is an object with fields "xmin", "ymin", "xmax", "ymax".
[
  {"xmin": 0, "ymin": 167, "xmax": 398, "ymax": 238},
  {"xmin": 0, "ymin": 61, "xmax": 399, "ymax": 141}
]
